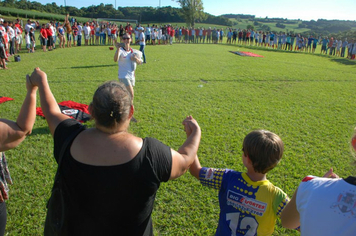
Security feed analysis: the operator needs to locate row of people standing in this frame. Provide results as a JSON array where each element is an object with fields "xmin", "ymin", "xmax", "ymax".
[
  {"xmin": 320, "ymin": 36, "xmax": 356, "ymax": 58},
  {"xmin": 3, "ymin": 18, "xmax": 356, "ymax": 63},
  {"xmin": 0, "ymin": 18, "xmax": 25, "ymax": 69}
]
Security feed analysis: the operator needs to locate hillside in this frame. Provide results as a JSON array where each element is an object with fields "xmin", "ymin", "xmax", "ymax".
[{"xmin": 222, "ymin": 14, "xmax": 356, "ymax": 37}]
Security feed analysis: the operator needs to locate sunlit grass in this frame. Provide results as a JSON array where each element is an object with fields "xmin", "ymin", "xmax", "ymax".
[{"xmin": 1, "ymin": 42, "xmax": 356, "ymax": 235}]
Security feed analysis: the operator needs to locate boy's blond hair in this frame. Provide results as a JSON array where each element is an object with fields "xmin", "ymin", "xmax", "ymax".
[{"xmin": 242, "ymin": 130, "xmax": 284, "ymax": 174}]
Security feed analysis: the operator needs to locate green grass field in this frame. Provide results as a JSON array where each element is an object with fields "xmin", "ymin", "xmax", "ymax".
[{"xmin": 1, "ymin": 41, "xmax": 356, "ymax": 235}]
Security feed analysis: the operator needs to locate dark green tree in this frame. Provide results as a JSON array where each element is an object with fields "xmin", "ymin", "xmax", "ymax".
[{"xmin": 176, "ymin": 0, "xmax": 206, "ymax": 27}]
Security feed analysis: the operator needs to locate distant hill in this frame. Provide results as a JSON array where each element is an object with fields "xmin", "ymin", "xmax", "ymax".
[{"xmin": 221, "ymin": 14, "xmax": 356, "ymax": 36}]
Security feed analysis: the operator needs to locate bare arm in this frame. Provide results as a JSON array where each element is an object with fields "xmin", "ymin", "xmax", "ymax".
[
  {"xmin": 170, "ymin": 116, "xmax": 201, "ymax": 180},
  {"xmin": 65, "ymin": 14, "xmax": 69, "ymax": 24},
  {"xmin": 114, "ymin": 48, "xmax": 120, "ymax": 62},
  {"xmin": 29, "ymin": 68, "xmax": 68, "ymax": 136},
  {"xmin": 280, "ymin": 188, "xmax": 300, "ymax": 229},
  {"xmin": 0, "ymin": 75, "xmax": 37, "ymax": 151},
  {"xmin": 189, "ymin": 156, "xmax": 202, "ymax": 180}
]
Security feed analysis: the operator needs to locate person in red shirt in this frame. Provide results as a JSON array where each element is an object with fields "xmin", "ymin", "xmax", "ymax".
[
  {"xmin": 46, "ymin": 23, "xmax": 53, "ymax": 51},
  {"xmin": 202, "ymin": 28, "xmax": 207, "ymax": 43},
  {"xmin": 14, "ymin": 20, "xmax": 23, "ymax": 53},
  {"xmin": 40, "ymin": 24, "xmax": 48, "ymax": 52},
  {"xmin": 72, "ymin": 22, "xmax": 79, "ymax": 47},
  {"xmin": 184, "ymin": 27, "xmax": 189, "ymax": 44},
  {"xmin": 125, "ymin": 23, "xmax": 132, "ymax": 36},
  {"xmin": 207, "ymin": 27, "xmax": 211, "ymax": 43},
  {"xmin": 246, "ymin": 30, "xmax": 251, "ymax": 45},
  {"xmin": 195, "ymin": 28, "xmax": 199, "ymax": 43},
  {"xmin": 169, "ymin": 27, "xmax": 175, "ymax": 45},
  {"xmin": 111, "ymin": 24, "xmax": 117, "ymax": 46}
]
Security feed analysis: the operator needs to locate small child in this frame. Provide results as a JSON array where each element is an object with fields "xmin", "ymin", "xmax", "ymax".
[
  {"xmin": 189, "ymin": 130, "xmax": 290, "ymax": 236},
  {"xmin": 25, "ymin": 31, "xmax": 31, "ymax": 53}
]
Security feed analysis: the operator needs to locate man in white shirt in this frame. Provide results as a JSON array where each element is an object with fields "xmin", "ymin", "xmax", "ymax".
[
  {"xmin": 49, "ymin": 23, "xmax": 56, "ymax": 49},
  {"xmin": 7, "ymin": 22, "xmax": 15, "ymax": 56},
  {"xmin": 191, "ymin": 27, "xmax": 195, "ymax": 43},
  {"xmin": 138, "ymin": 27, "xmax": 146, "ymax": 63},
  {"xmin": 77, "ymin": 23, "xmax": 83, "ymax": 46},
  {"xmin": 25, "ymin": 19, "xmax": 33, "ymax": 33},
  {"xmin": 83, "ymin": 22, "xmax": 91, "ymax": 46}
]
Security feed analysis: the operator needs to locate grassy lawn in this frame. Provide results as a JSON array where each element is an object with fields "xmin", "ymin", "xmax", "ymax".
[{"xmin": 1, "ymin": 41, "xmax": 356, "ymax": 235}]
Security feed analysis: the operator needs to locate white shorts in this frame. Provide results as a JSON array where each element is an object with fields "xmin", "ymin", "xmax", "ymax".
[
  {"xmin": 16, "ymin": 35, "xmax": 23, "ymax": 44},
  {"xmin": 119, "ymin": 77, "xmax": 135, "ymax": 87}
]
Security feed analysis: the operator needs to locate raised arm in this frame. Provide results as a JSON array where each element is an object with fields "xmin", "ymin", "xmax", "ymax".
[
  {"xmin": 65, "ymin": 14, "xmax": 69, "ymax": 24},
  {"xmin": 29, "ymin": 68, "xmax": 68, "ymax": 136},
  {"xmin": 170, "ymin": 116, "xmax": 201, "ymax": 180},
  {"xmin": 189, "ymin": 156, "xmax": 202, "ymax": 180},
  {"xmin": 114, "ymin": 47, "xmax": 120, "ymax": 62},
  {"xmin": 0, "ymin": 75, "xmax": 37, "ymax": 152},
  {"xmin": 114, "ymin": 43, "xmax": 125, "ymax": 62}
]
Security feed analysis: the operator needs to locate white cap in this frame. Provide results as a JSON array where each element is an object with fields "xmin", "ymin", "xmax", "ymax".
[{"xmin": 0, "ymin": 18, "xmax": 3, "ymax": 23}]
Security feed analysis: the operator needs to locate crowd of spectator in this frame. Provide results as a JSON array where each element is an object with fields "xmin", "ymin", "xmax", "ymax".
[{"xmin": 1, "ymin": 18, "xmax": 356, "ymax": 70}]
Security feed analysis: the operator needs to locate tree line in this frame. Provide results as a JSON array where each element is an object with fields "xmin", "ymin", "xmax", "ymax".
[{"xmin": 0, "ymin": 0, "xmax": 230, "ymax": 26}]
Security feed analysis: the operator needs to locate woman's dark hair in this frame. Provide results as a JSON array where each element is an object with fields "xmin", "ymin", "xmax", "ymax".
[{"xmin": 91, "ymin": 81, "xmax": 132, "ymax": 128}]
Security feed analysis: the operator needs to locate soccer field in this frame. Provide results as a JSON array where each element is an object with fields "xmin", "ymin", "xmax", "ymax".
[{"xmin": 1, "ymin": 43, "xmax": 356, "ymax": 235}]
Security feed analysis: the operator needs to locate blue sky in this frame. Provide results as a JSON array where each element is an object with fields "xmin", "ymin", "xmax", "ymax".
[{"xmin": 34, "ymin": 0, "xmax": 356, "ymax": 21}]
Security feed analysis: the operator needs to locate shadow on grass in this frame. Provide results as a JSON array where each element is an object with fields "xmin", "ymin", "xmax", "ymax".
[
  {"xmin": 31, "ymin": 126, "xmax": 50, "ymax": 135},
  {"xmin": 222, "ymin": 43, "xmax": 301, "ymax": 55},
  {"xmin": 58, "ymin": 64, "xmax": 116, "ymax": 69},
  {"xmin": 330, "ymin": 58, "xmax": 356, "ymax": 66}
]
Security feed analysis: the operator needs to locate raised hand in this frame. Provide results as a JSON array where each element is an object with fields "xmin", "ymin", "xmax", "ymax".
[
  {"xmin": 323, "ymin": 168, "xmax": 339, "ymax": 178},
  {"xmin": 182, "ymin": 115, "xmax": 200, "ymax": 137},
  {"xmin": 28, "ymin": 67, "xmax": 47, "ymax": 86}
]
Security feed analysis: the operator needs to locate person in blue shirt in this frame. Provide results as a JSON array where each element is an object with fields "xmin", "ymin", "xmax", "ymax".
[
  {"xmin": 312, "ymin": 37, "xmax": 318, "ymax": 53},
  {"xmin": 189, "ymin": 130, "xmax": 291, "ymax": 236},
  {"xmin": 321, "ymin": 36, "xmax": 329, "ymax": 54}
]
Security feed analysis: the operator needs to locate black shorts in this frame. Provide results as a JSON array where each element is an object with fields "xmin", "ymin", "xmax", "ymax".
[
  {"xmin": 40, "ymin": 37, "xmax": 47, "ymax": 46},
  {"xmin": 47, "ymin": 36, "xmax": 53, "ymax": 46},
  {"xmin": 0, "ymin": 202, "xmax": 6, "ymax": 235},
  {"xmin": 0, "ymin": 46, "xmax": 6, "ymax": 59}
]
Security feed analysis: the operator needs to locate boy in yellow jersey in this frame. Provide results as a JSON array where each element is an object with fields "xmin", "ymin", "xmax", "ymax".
[{"xmin": 189, "ymin": 130, "xmax": 291, "ymax": 236}]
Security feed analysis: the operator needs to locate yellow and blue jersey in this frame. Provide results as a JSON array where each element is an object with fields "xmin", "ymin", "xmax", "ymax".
[{"xmin": 199, "ymin": 168, "xmax": 289, "ymax": 236}]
